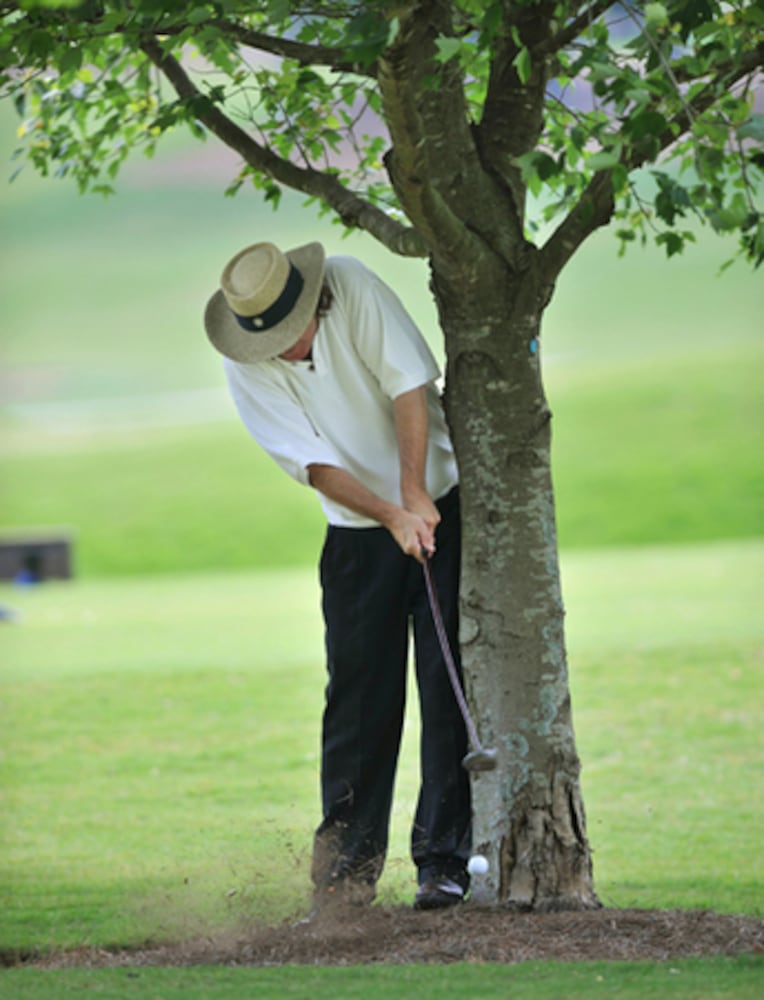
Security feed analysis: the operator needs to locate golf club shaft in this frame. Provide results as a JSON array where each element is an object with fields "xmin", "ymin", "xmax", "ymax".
[{"xmin": 421, "ymin": 555, "xmax": 485, "ymax": 754}]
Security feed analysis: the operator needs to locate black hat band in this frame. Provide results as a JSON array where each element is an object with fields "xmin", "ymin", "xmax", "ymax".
[{"xmin": 232, "ymin": 263, "xmax": 304, "ymax": 333}]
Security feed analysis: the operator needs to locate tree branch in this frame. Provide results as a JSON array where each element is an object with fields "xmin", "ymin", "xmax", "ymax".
[
  {"xmin": 540, "ymin": 40, "xmax": 764, "ymax": 285},
  {"xmin": 538, "ymin": 0, "xmax": 620, "ymax": 56},
  {"xmin": 158, "ymin": 18, "xmax": 377, "ymax": 77},
  {"xmin": 377, "ymin": 3, "xmax": 475, "ymax": 257},
  {"xmin": 0, "ymin": 2, "xmax": 376, "ymax": 77},
  {"xmin": 538, "ymin": 170, "xmax": 615, "ymax": 289},
  {"xmin": 632, "ymin": 42, "xmax": 764, "ymax": 170},
  {"xmin": 140, "ymin": 36, "xmax": 426, "ymax": 257},
  {"xmin": 473, "ymin": 3, "xmax": 558, "ymax": 235},
  {"xmin": 378, "ymin": 0, "xmax": 518, "ymax": 268}
]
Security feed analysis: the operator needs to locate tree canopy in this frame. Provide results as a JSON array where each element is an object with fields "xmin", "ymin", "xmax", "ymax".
[{"xmin": 2, "ymin": 1, "xmax": 763, "ymax": 269}]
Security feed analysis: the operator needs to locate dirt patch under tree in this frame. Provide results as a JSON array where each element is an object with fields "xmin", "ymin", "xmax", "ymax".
[{"xmin": 15, "ymin": 906, "xmax": 764, "ymax": 969}]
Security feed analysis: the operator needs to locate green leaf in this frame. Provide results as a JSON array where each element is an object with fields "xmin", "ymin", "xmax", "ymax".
[
  {"xmin": 625, "ymin": 86, "xmax": 652, "ymax": 107},
  {"xmin": 188, "ymin": 7, "xmax": 211, "ymax": 25},
  {"xmin": 673, "ymin": 0, "xmax": 715, "ymax": 41},
  {"xmin": 267, "ymin": 0, "xmax": 291, "ymax": 22},
  {"xmin": 58, "ymin": 45, "xmax": 82, "ymax": 75},
  {"xmin": 653, "ymin": 173, "xmax": 690, "ymax": 226},
  {"xmin": 587, "ymin": 150, "xmax": 620, "ymax": 171},
  {"xmin": 627, "ymin": 109, "xmax": 667, "ymax": 141},
  {"xmin": 753, "ymin": 219, "xmax": 764, "ymax": 259},
  {"xmin": 738, "ymin": 114, "xmax": 764, "ymax": 144},
  {"xmin": 434, "ymin": 36, "xmax": 462, "ymax": 64},
  {"xmin": 264, "ymin": 183, "xmax": 282, "ymax": 208},
  {"xmin": 708, "ymin": 198, "xmax": 751, "ymax": 233},
  {"xmin": 656, "ymin": 231, "xmax": 684, "ymax": 257},
  {"xmin": 345, "ymin": 10, "xmax": 390, "ymax": 65},
  {"xmin": 513, "ymin": 46, "xmax": 531, "ymax": 85},
  {"xmin": 644, "ymin": 3, "xmax": 669, "ymax": 28},
  {"xmin": 539, "ymin": 154, "xmax": 562, "ymax": 181},
  {"xmin": 26, "ymin": 28, "xmax": 54, "ymax": 61},
  {"xmin": 611, "ymin": 163, "xmax": 629, "ymax": 194}
]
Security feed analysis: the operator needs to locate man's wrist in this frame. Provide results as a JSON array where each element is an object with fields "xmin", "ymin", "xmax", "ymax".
[
  {"xmin": 401, "ymin": 481, "xmax": 429, "ymax": 507},
  {"xmin": 379, "ymin": 502, "xmax": 408, "ymax": 534}
]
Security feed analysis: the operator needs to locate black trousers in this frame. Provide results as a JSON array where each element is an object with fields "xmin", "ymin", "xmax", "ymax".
[{"xmin": 313, "ymin": 486, "xmax": 471, "ymax": 890}]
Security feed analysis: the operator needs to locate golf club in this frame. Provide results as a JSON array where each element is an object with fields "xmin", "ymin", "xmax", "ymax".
[{"xmin": 421, "ymin": 552, "xmax": 497, "ymax": 773}]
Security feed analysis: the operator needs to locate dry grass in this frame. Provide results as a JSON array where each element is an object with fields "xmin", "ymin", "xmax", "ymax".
[{"xmin": 17, "ymin": 907, "xmax": 764, "ymax": 970}]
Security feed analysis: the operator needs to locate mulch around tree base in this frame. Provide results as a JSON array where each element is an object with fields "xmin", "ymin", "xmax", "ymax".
[{"xmin": 15, "ymin": 907, "xmax": 764, "ymax": 969}]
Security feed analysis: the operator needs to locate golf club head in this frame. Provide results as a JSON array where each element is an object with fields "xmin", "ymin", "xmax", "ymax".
[{"xmin": 462, "ymin": 748, "xmax": 498, "ymax": 772}]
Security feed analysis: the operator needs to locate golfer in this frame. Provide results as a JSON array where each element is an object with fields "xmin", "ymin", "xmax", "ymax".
[{"xmin": 205, "ymin": 241, "xmax": 471, "ymax": 912}]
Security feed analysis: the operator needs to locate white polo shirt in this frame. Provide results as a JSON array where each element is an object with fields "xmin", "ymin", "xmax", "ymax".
[{"xmin": 222, "ymin": 255, "xmax": 459, "ymax": 528}]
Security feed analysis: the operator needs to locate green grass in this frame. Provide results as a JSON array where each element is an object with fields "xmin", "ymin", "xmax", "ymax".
[
  {"xmin": 2, "ymin": 956, "xmax": 762, "ymax": 1000},
  {"xmin": 1, "ymin": 548, "xmax": 762, "ymax": 1000},
  {"xmin": 552, "ymin": 349, "xmax": 764, "ymax": 548},
  {"xmin": 1, "ymin": 540, "xmax": 761, "ymax": 958},
  {"xmin": 1, "ymin": 421, "xmax": 327, "ymax": 574},
  {"xmin": 2, "ymin": 340, "xmax": 762, "ymax": 575}
]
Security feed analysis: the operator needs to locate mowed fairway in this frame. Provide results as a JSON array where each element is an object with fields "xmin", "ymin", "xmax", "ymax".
[
  {"xmin": 1, "ymin": 542, "xmax": 763, "ymax": 946},
  {"xmin": 1, "ymin": 103, "xmax": 763, "ymax": 996}
]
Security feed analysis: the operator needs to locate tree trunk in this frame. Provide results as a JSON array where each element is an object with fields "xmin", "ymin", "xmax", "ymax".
[{"xmin": 432, "ymin": 247, "xmax": 600, "ymax": 910}]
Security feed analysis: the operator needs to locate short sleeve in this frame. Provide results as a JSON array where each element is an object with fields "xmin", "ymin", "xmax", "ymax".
[{"xmin": 327, "ymin": 257, "xmax": 441, "ymax": 399}]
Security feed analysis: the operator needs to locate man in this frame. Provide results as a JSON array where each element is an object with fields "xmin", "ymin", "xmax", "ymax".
[{"xmin": 205, "ymin": 240, "xmax": 471, "ymax": 912}]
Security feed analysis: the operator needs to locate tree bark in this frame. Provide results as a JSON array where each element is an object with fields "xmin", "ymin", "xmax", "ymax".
[{"xmin": 431, "ymin": 247, "xmax": 600, "ymax": 910}]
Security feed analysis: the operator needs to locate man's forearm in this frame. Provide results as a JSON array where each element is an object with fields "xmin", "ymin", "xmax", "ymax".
[
  {"xmin": 306, "ymin": 462, "xmax": 434, "ymax": 560},
  {"xmin": 306, "ymin": 463, "xmax": 399, "ymax": 529},
  {"xmin": 393, "ymin": 385, "xmax": 429, "ymax": 503},
  {"xmin": 393, "ymin": 385, "xmax": 441, "ymax": 538}
]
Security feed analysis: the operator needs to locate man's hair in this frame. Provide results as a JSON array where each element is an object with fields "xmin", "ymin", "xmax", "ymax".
[{"xmin": 317, "ymin": 283, "xmax": 333, "ymax": 317}]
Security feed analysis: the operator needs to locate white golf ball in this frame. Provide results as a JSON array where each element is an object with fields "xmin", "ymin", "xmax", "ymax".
[{"xmin": 467, "ymin": 854, "xmax": 489, "ymax": 875}]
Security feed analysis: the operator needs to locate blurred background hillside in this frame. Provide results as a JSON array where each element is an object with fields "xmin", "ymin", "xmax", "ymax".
[{"xmin": 1, "ymin": 103, "xmax": 762, "ymax": 577}]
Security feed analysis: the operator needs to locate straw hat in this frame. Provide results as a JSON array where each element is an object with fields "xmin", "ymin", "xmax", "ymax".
[{"xmin": 205, "ymin": 241, "xmax": 325, "ymax": 362}]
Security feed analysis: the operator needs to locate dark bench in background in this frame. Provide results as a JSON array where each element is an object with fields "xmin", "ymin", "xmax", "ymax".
[{"xmin": 0, "ymin": 532, "xmax": 73, "ymax": 582}]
